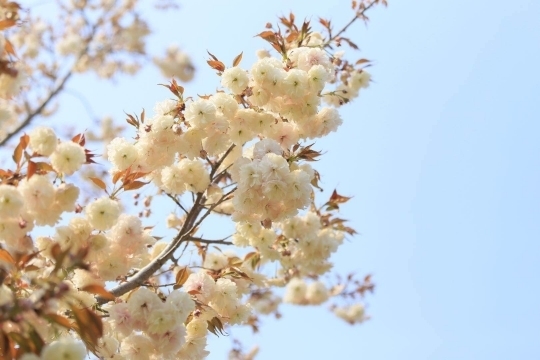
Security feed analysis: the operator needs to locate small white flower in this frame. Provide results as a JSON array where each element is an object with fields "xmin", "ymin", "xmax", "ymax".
[
  {"xmin": 29, "ymin": 126, "xmax": 57, "ymax": 156},
  {"xmin": 0, "ymin": 184, "xmax": 23, "ymax": 217},
  {"xmin": 306, "ymin": 281, "xmax": 329, "ymax": 305},
  {"xmin": 221, "ymin": 67, "xmax": 249, "ymax": 95},
  {"xmin": 50, "ymin": 141, "xmax": 86, "ymax": 175},
  {"xmin": 41, "ymin": 338, "xmax": 86, "ymax": 360},
  {"xmin": 185, "ymin": 99, "xmax": 216, "ymax": 128},
  {"xmin": 85, "ymin": 197, "xmax": 121, "ymax": 231}
]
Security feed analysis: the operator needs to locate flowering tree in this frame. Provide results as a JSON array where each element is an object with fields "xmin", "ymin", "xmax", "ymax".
[{"xmin": 0, "ymin": 0, "xmax": 384, "ymax": 358}]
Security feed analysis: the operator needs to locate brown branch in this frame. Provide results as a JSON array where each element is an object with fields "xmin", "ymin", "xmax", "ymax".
[
  {"xmin": 0, "ymin": 71, "xmax": 74, "ymax": 146},
  {"xmin": 185, "ymin": 236, "xmax": 233, "ymax": 245},
  {"xmin": 98, "ymin": 146, "xmax": 238, "ymax": 304},
  {"xmin": 98, "ymin": 191, "xmax": 206, "ymax": 304},
  {"xmin": 166, "ymin": 192, "xmax": 188, "ymax": 214}
]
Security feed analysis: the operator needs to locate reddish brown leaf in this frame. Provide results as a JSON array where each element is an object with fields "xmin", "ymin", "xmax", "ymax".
[
  {"xmin": 34, "ymin": 162, "xmax": 54, "ymax": 173},
  {"xmin": 173, "ymin": 266, "xmax": 190, "ymax": 289},
  {"xmin": 256, "ymin": 30, "xmax": 276, "ymax": 42},
  {"xmin": 27, "ymin": 161, "xmax": 36, "ymax": 179},
  {"xmin": 206, "ymin": 50, "xmax": 219, "ymax": 61},
  {"xmin": 112, "ymin": 170, "xmax": 124, "ymax": 184},
  {"xmin": 4, "ymin": 39, "xmax": 16, "ymax": 56},
  {"xmin": 70, "ymin": 305, "xmax": 103, "ymax": 347},
  {"xmin": 80, "ymin": 284, "xmax": 115, "ymax": 301},
  {"xmin": 71, "ymin": 133, "xmax": 86, "ymax": 146},
  {"xmin": 88, "ymin": 177, "xmax": 106, "ymax": 191},
  {"xmin": 123, "ymin": 181, "xmax": 147, "ymax": 191},
  {"xmin": 207, "ymin": 60, "xmax": 225, "ymax": 72},
  {"xmin": 0, "ymin": 19, "xmax": 16, "ymax": 30},
  {"xmin": 356, "ymin": 58, "xmax": 370, "ymax": 65},
  {"xmin": 12, "ymin": 141, "xmax": 23, "ymax": 165},
  {"xmin": 0, "ymin": 249, "xmax": 15, "ymax": 265},
  {"xmin": 232, "ymin": 52, "xmax": 243, "ymax": 67},
  {"xmin": 329, "ymin": 189, "xmax": 352, "ymax": 204}
]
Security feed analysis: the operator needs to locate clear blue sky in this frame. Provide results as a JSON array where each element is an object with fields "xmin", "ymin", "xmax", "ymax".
[{"xmin": 29, "ymin": 0, "xmax": 540, "ymax": 359}]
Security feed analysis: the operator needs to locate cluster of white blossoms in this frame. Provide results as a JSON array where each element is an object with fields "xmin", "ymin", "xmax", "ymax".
[
  {"xmin": 103, "ymin": 288, "xmax": 195, "ymax": 359},
  {"xmin": 95, "ymin": 255, "xmax": 258, "ymax": 359},
  {"xmin": 333, "ymin": 303, "xmax": 368, "ymax": 325},
  {"xmin": 283, "ymin": 278, "xmax": 330, "ymax": 305},
  {"xmin": 106, "ymin": 43, "xmax": 370, "ymax": 226},
  {"xmin": 0, "ymin": 178, "xmax": 79, "ymax": 254},
  {"xmin": 232, "ymin": 210, "xmax": 345, "ymax": 277},
  {"xmin": 0, "ymin": 19, "xmax": 374, "ymax": 356}
]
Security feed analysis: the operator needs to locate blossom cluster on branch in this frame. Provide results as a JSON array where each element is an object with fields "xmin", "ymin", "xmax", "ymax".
[{"xmin": 0, "ymin": 0, "xmax": 385, "ymax": 359}]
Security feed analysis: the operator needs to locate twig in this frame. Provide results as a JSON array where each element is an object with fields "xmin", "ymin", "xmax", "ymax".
[
  {"xmin": 166, "ymin": 193, "xmax": 188, "ymax": 214},
  {"xmin": 185, "ymin": 235, "xmax": 233, "ymax": 246},
  {"xmin": 326, "ymin": 0, "xmax": 379, "ymax": 46}
]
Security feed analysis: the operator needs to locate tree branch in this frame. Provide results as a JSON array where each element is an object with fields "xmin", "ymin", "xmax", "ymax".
[
  {"xmin": 185, "ymin": 236, "xmax": 233, "ymax": 245},
  {"xmin": 97, "ymin": 144, "xmax": 238, "ymax": 304},
  {"xmin": 0, "ymin": 18, "xmax": 103, "ymax": 146},
  {"xmin": 0, "ymin": 71, "xmax": 74, "ymax": 147}
]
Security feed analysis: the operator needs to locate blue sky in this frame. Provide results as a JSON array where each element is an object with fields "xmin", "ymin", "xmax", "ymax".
[{"xmin": 26, "ymin": 0, "xmax": 540, "ymax": 359}]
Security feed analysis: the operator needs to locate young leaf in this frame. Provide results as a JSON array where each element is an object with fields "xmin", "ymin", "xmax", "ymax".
[
  {"xmin": 81, "ymin": 284, "xmax": 116, "ymax": 301},
  {"xmin": 88, "ymin": 177, "xmax": 107, "ymax": 191},
  {"xmin": 232, "ymin": 52, "xmax": 243, "ymax": 67},
  {"xmin": 173, "ymin": 266, "xmax": 191, "ymax": 289}
]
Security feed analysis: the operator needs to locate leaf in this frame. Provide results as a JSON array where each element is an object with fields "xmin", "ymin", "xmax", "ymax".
[
  {"xmin": 71, "ymin": 133, "xmax": 86, "ymax": 146},
  {"xmin": 0, "ymin": 249, "xmax": 15, "ymax": 265},
  {"xmin": 207, "ymin": 50, "xmax": 219, "ymax": 61},
  {"xmin": 207, "ymin": 317, "xmax": 228, "ymax": 337},
  {"xmin": 329, "ymin": 189, "xmax": 352, "ymax": 204},
  {"xmin": 0, "ymin": 19, "xmax": 16, "ymax": 30},
  {"xmin": 112, "ymin": 170, "xmax": 124, "ymax": 184},
  {"xmin": 7, "ymin": 332, "xmax": 30, "ymax": 353},
  {"xmin": 340, "ymin": 37, "xmax": 359, "ymax": 50},
  {"xmin": 12, "ymin": 140, "xmax": 24, "ymax": 165},
  {"xmin": 207, "ymin": 60, "xmax": 225, "ymax": 72},
  {"xmin": 70, "ymin": 305, "xmax": 103, "ymax": 347},
  {"xmin": 232, "ymin": 52, "xmax": 243, "ymax": 67},
  {"xmin": 2, "ymin": 39, "xmax": 15, "ymax": 58},
  {"xmin": 356, "ymin": 58, "xmax": 370, "ymax": 65},
  {"xmin": 173, "ymin": 266, "xmax": 191, "ymax": 289},
  {"xmin": 27, "ymin": 161, "xmax": 36, "ymax": 178},
  {"xmin": 34, "ymin": 162, "xmax": 54, "ymax": 172},
  {"xmin": 51, "ymin": 243, "xmax": 67, "ymax": 272},
  {"xmin": 17, "ymin": 251, "xmax": 39, "ymax": 269},
  {"xmin": 286, "ymin": 31, "xmax": 299, "ymax": 43},
  {"xmin": 256, "ymin": 30, "xmax": 276, "ymax": 42},
  {"xmin": 88, "ymin": 177, "xmax": 107, "ymax": 191},
  {"xmin": 27, "ymin": 327, "xmax": 45, "ymax": 354},
  {"xmin": 123, "ymin": 180, "xmax": 147, "ymax": 191},
  {"xmin": 319, "ymin": 18, "xmax": 330, "ymax": 28},
  {"xmin": 81, "ymin": 284, "xmax": 115, "ymax": 301}
]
